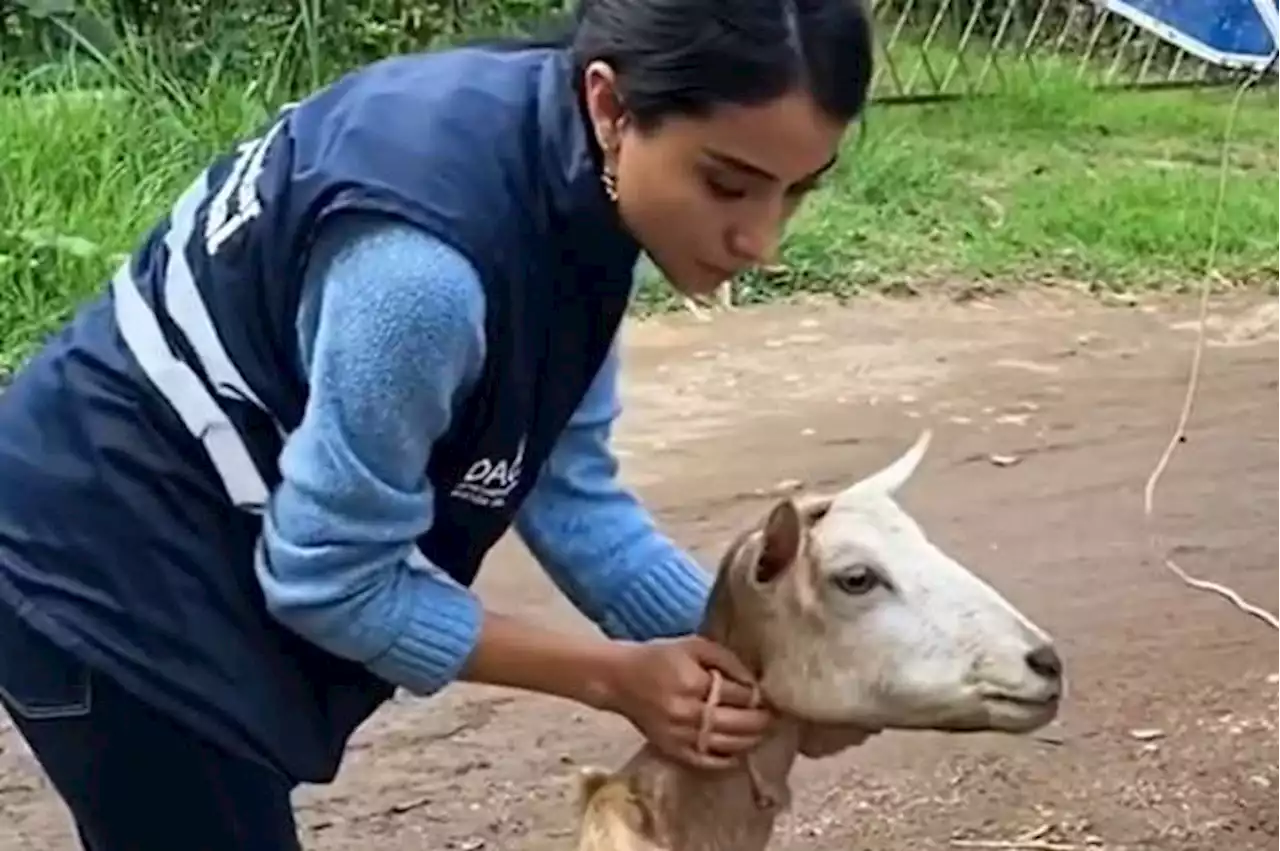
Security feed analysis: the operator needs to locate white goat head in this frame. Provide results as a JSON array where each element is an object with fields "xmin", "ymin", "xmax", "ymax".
[{"xmin": 703, "ymin": 429, "xmax": 1063, "ymax": 736}]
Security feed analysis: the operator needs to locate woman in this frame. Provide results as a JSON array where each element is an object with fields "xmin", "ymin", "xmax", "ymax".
[{"xmin": 0, "ymin": 0, "xmax": 874, "ymax": 847}]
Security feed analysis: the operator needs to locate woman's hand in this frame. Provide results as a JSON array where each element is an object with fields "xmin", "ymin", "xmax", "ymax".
[
  {"xmin": 455, "ymin": 612, "xmax": 773, "ymax": 769},
  {"xmin": 602, "ymin": 636, "xmax": 776, "ymax": 770}
]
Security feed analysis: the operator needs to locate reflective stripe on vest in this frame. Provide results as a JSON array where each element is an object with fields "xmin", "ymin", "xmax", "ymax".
[
  {"xmin": 111, "ymin": 260, "xmax": 271, "ymax": 512},
  {"xmin": 108, "ymin": 121, "xmax": 296, "ymax": 513},
  {"xmin": 109, "ymin": 108, "xmax": 444, "ymax": 582}
]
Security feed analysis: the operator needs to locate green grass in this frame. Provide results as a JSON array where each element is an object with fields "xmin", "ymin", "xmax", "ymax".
[
  {"xmin": 2, "ymin": 48, "xmax": 1277, "ymax": 370},
  {"xmin": 660, "ymin": 74, "xmax": 1278, "ymax": 311}
]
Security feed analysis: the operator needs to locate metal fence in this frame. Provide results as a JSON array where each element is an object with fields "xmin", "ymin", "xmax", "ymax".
[{"xmin": 868, "ymin": 0, "xmax": 1279, "ymax": 104}]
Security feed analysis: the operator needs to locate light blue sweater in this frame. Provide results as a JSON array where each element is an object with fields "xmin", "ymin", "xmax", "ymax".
[{"xmin": 253, "ymin": 212, "xmax": 712, "ymax": 697}]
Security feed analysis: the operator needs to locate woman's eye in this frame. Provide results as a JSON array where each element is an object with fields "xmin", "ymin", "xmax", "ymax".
[
  {"xmin": 705, "ymin": 176, "xmax": 748, "ymax": 201},
  {"xmin": 787, "ymin": 179, "xmax": 823, "ymax": 198},
  {"xmin": 832, "ymin": 565, "xmax": 880, "ymax": 595}
]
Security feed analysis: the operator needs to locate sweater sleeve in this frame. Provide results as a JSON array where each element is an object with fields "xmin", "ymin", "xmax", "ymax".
[
  {"xmin": 253, "ymin": 211, "xmax": 488, "ymax": 697},
  {"xmin": 513, "ymin": 343, "xmax": 712, "ymax": 640}
]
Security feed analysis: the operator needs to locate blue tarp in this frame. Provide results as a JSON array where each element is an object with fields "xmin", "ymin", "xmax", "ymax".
[{"xmin": 1099, "ymin": 0, "xmax": 1279, "ymax": 70}]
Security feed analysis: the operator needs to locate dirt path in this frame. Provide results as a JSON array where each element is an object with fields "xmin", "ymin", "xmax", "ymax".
[{"xmin": 1, "ymin": 290, "xmax": 1276, "ymax": 850}]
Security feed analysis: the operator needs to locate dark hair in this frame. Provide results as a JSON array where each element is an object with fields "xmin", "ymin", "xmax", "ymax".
[
  {"xmin": 573, "ymin": 0, "xmax": 873, "ymax": 129},
  {"xmin": 478, "ymin": 0, "xmax": 874, "ymax": 131}
]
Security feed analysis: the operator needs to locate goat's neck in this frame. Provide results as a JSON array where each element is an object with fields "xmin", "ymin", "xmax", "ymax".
[{"xmin": 618, "ymin": 586, "xmax": 803, "ymax": 851}]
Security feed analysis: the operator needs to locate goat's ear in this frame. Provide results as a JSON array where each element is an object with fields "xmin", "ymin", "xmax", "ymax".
[
  {"xmin": 795, "ymin": 494, "xmax": 833, "ymax": 524},
  {"xmin": 757, "ymin": 498, "xmax": 804, "ymax": 583}
]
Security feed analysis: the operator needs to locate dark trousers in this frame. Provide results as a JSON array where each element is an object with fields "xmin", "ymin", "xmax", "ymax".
[{"xmin": 0, "ymin": 601, "xmax": 303, "ymax": 851}]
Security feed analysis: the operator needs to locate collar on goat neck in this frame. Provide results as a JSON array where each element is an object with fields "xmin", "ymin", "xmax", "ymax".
[
  {"xmin": 695, "ymin": 581, "xmax": 798, "ymax": 814},
  {"xmin": 602, "ymin": 569, "xmax": 803, "ymax": 851},
  {"xmin": 697, "ymin": 670, "xmax": 793, "ymax": 813}
]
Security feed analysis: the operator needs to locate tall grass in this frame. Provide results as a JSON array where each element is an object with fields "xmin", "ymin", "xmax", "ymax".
[
  {"xmin": 739, "ymin": 73, "xmax": 1279, "ymax": 305},
  {"xmin": 2, "ymin": 16, "xmax": 1277, "ymax": 370}
]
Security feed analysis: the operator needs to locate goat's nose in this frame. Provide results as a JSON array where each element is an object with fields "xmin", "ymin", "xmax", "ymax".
[{"xmin": 1024, "ymin": 643, "xmax": 1063, "ymax": 681}]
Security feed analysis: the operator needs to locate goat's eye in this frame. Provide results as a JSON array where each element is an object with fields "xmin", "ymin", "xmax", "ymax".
[{"xmin": 832, "ymin": 565, "xmax": 880, "ymax": 595}]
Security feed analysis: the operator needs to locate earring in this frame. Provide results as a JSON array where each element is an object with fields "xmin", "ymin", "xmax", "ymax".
[{"xmin": 601, "ymin": 164, "xmax": 619, "ymax": 202}]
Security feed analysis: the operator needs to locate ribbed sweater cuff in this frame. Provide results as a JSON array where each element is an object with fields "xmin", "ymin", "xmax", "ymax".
[
  {"xmin": 599, "ymin": 554, "xmax": 712, "ymax": 641},
  {"xmin": 364, "ymin": 572, "xmax": 483, "ymax": 696}
]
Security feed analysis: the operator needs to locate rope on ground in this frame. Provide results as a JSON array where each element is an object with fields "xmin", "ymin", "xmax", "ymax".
[{"xmin": 1141, "ymin": 67, "xmax": 1279, "ymax": 632}]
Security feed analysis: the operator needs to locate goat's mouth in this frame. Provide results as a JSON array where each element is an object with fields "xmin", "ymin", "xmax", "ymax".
[
  {"xmin": 985, "ymin": 693, "xmax": 1059, "ymax": 710},
  {"xmin": 980, "ymin": 690, "xmax": 1061, "ymax": 729}
]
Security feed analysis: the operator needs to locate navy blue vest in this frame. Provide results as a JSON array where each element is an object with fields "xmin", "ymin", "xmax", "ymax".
[{"xmin": 0, "ymin": 45, "xmax": 639, "ymax": 783}]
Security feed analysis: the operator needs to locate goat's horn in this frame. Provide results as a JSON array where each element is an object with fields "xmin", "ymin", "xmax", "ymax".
[{"xmin": 836, "ymin": 429, "xmax": 933, "ymax": 500}]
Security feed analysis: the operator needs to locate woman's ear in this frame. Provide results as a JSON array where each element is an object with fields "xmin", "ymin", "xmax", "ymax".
[{"xmin": 582, "ymin": 60, "xmax": 624, "ymax": 155}]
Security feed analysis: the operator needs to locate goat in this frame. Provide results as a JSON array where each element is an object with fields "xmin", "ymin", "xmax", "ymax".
[{"xmin": 575, "ymin": 429, "xmax": 1064, "ymax": 851}]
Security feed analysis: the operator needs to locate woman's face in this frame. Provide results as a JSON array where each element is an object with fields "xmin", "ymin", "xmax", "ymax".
[{"xmin": 583, "ymin": 63, "xmax": 849, "ymax": 299}]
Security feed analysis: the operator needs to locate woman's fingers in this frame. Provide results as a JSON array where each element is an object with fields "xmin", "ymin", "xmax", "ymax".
[
  {"xmin": 709, "ymin": 677, "xmax": 762, "ymax": 709},
  {"xmin": 673, "ymin": 744, "xmax": 741, "ymax": 771},
  {"xmin": 672, "ymin": 712, "xmax": 772, "ymax": 751},
  {"xmin": 684, "ymin": 637, "xmax": 757, "ymax": 688},
  {"xmin": 700, "ymin": 703, "xmax": 774, "ymax": 738},
  {"xmin": 691, "ymin": 730, "xmax": 766, "ymax": 757}
]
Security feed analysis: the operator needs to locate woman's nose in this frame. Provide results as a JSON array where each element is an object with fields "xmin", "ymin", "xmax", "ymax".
[{"xmin": 727, "ymin": 223, "xmax": 781, "ymax": 266}]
